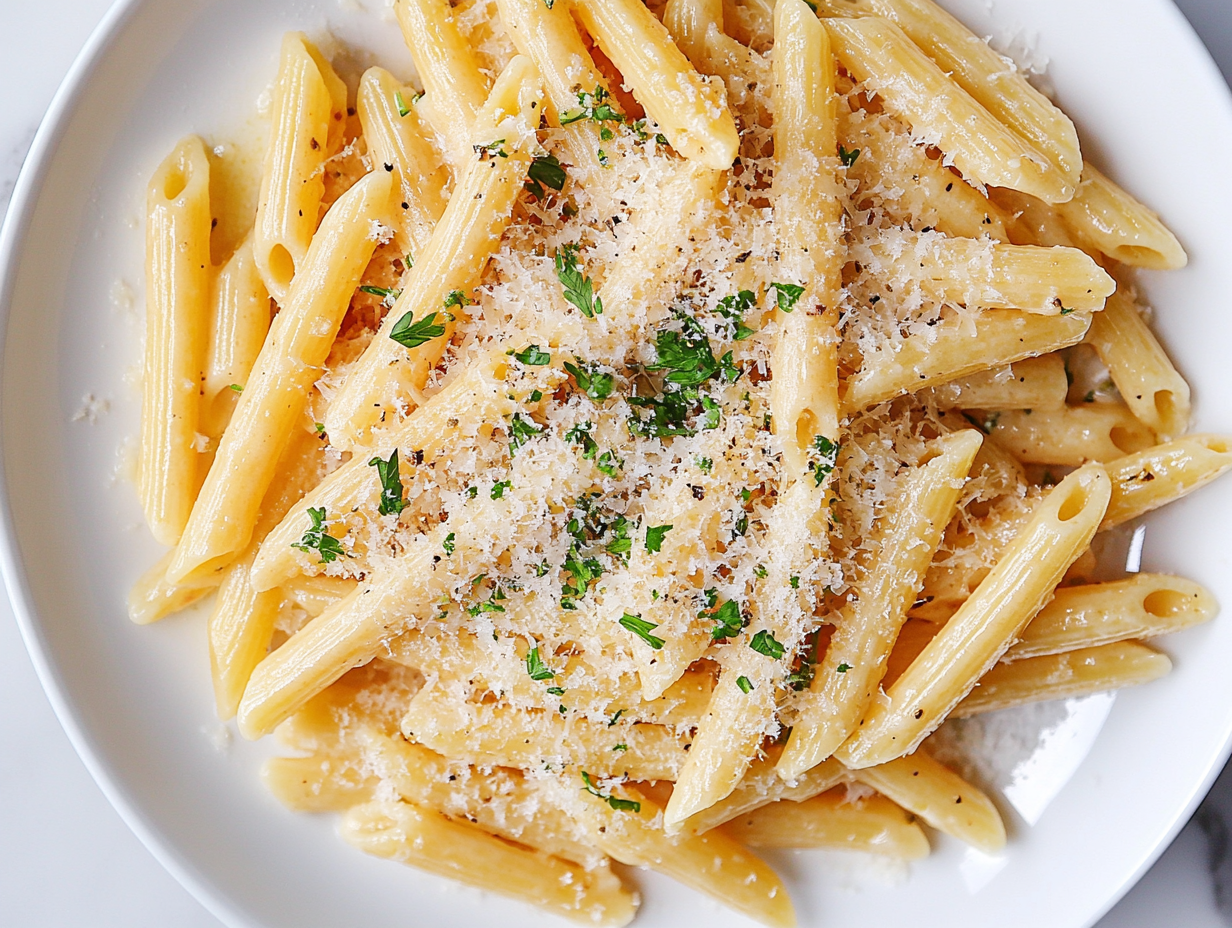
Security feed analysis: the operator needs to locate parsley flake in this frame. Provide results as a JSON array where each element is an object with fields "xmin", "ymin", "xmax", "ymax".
[
  {"xmin": 513, "ymin": 344, "xmax": 551, "ymax": 365},
  {"xmin": 645, "ymin": 524, "xmax": 673, "ymax": 553},
  {"xmin": 563, "ymin": 360, "xmax": 615, "ymax": 400},
  {"xmin": 838, "ymin": 144, "xmax": 861, "ymax": 167},
  {"xmin": 394, "ymin": 90, "xmax": 411, "ymax": 117},
  {"xmin": 389, "ymin": 310, "xmax": 445, "ymax": 349},
  {"xmin": 736, "ymin": 675, "xmax": 753, "ymax": 694},
  {"xmin": 367, "ymin": 449, "xmax": 406, "ymax": 516},
  {"xmin": 709, "ymin": 599, "xmax": 746, "ymax": 641},
  {"xmin": 619, "ymin": 612, "xmax": 665, "ymax": 650},
  {"xmin": 473, "ymin": 138, "xmax": 508, "ymax": 159},
  {"xmin": 716, "ymin": 289, "xmax": 757, "ymax": 340},
  {"xmin": 836, "ymin": 662, "xmax": 852, "ymax": 673},
  {"xmin": 291, "ymin": 507, "xmax": 348, "ymax": 564},
  {"xmin": 555, "ymin": 244, "xmax": 603, "ymax": 318},
  {"xmin": 508, "ymin": 413, "xmax": 543, "ymax": 455},
  {"xmin": 770, "ymin": 282, "xmax": 805, "ymax": 312},
  {"xmin": 580, "ymin": 771, "xmax": 640, "ymax": 813},
  {"xmin": 749, "ymin": 629, "xmax": 786, "ymax": 660},
  {"xmin": 490, "ymin": 479, "xmax": 512, "ymax": 500},
  {"xmin": 443, "ymin": 532, "xmax": 456, "ymax": 555},
  {"xmin": 525, "ymin": 645, "xmax": 555, "ymax": 681},
  {"xmin": 808, "ymin": 435, "xmax": 841, "ymax": 487},
  {"xmin": 525, "ymin": 153, "xmax": 567, "ymax": 200},
  {"xmin": 360, "ymin": 284, "xmax": 402, "ymax": 307},
  {"xmin": 560, "ymin": 86, "xmax": 624, "ymax": 129}
]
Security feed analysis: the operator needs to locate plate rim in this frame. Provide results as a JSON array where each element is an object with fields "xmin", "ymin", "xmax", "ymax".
[{"xmin": 1, "ymin": 2, "xmax": 1230, "ymax": 927}]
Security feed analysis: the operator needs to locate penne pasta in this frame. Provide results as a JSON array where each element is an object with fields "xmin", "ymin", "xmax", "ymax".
[
  {"xmin": 126, "ymin": 550, "xmax": 220, "ymax": 625},
  {"xmin": 323, "ymin": 58, "xmax": 543, "ymax": 450},
  {"xmin": 778, "ymin": 429, "xmax": 982, "ymax": 780},
  {"xmin": 393, "ymin": 0, "xmax": 492, "ymax": 167},
  {"xmin": 341, "ymin": 801, "xmax": 637, "ymax": 926},
  {"xmin": 167, "ymin": 169, "xmax": 393, "ymax": 586},
  {"xmin": 252, "ymin": 33, "xmax": 348, "ymax": 302},
  {"xmin": 141, "ymin": 135, "xmax": 212, "ymax": 546},
  {"xmin": 923, "ymin": 355, "xmax": 1069, "ymax": 412},
  {"xmin": 261, "ymin": 753, "xmax": 378, "ymax": 812},
  {"xmin": 837, "ymin": 464, "xmax": 1110, "ymax": 767},
  {"xmin": 572, "ymin": 0, "xmax": 739, "ymax": 170},
  {"xmin": 724, "ymin": 787, "xmax": 930, "ymax": 859},
  {"xmin": 1102, "ymin": 434, "xmax": 1232, "ymax": 530},
  {"xmin": 1057, "ymin": 163, "xmax": 1187, "ymax": 270},
  {"xmin": 825, "ymin": 17, "xmax": 1071, "ymax": 203},
  {"xmin": 842, "ymin": 309, "xmax": 1091, "ymax": 414},
  {"xmin": 979, "ymin": 403, "xmax": 1156, "ymax": 466},
  {"xmin": 953, "ymin": 641, "xmax": 1172, "ymax": 718},
  {"xmin": 1085, "ymin": 289, "xmax": 1191, "ymax": 441},
  {"xmin": 1004, "ymin": 574, "xmax": 1217, "ymax": 662}
]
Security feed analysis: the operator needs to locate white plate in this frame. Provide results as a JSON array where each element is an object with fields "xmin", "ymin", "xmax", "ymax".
[{"xmin": 4, "ymin": 1, "xmax": 1232, "ymax": 926}]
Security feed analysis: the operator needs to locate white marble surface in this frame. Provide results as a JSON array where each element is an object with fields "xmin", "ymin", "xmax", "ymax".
[{"xmin": 1, "ymin": 1, "xmax": 1230, "ymax": 926}]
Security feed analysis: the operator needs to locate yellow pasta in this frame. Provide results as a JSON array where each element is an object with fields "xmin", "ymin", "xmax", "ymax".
[
  {"xmin": 252, "ymin": 33, "xmax": 347, "ymax": 302},
  {"xmin": 572, "ymin": 0, "xmax": 739, "ymax": 169},
  {"xmin": 1102, "ymin": 434, "xmax": 1232, "ymax": 529},
  {"xmin": 323, "ymin": 57, "xmax": 543, "ymax": 450},
  {"xmin": 340, "ymin": 801, "xmax": 637, "ymax": 926},
  {"xmin": 261, "ymin": 753, "xmax": 378, "ymax": 812},
  {"xmin": 842, "ymin": 309, "xmax": 1091, "ymax": 413},
  {"xmin": 724, "ymin": 787, "xmax": 930, "ymax": 859},
  {"xmin": 167, "ymin": 169, "xmax": 392, "ymax": 586},
  {"xmin": 126, "ymin": 551, "xmax": 220, "ymax": 625},
  {"xmin": 923, "ymin": 355, "xmax": 1069, "ymax": 411},
  {"xmin": 1057, "ymin": 162, "xmax": 1187, "ymax": 270},
  {"xmin": 953, "ymin": 642, "xmax": 1172, "ymax": 718},
  {"xmin": 837, "ymin": 464, "xmax": 1110, "ymax": 767},
  {"xmin": 981, "ymin": 403, "xmax": 1156, "ymax": 466},
  {"xmin": 1086, "ymin": 288, "xmax": 1191, "ymax": 440},
  {"xmin": 141, "ymin": 135, "xmax": 211, "ymax": 546}
]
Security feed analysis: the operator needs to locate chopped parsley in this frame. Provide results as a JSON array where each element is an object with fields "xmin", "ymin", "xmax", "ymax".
[
  {"xmin": 547, "ymin": 686, "xmax": 565, "ymax": 696},
  {"xmin": 807, "ymin": 435, "xmax": 840, "ymax": 487},
  {"xmin": 473, "ymin": 138, "xmax": 508, "ymax": 159},
  {"xmin": 291, "ymin": 508, "xmax": 348, "ymax": 564},
  {"xmin": 619, "ymin": 612, "xmax": 665, "ymax": 649},
  {"xmin": 524, "ymin": 153, "xmax": 567, "ymax": 201},
  {"xmin": 647, "ymin": 312, "xmax": 740, "ymax": 387},
  {"xmin": 513, "ymin": 344, "xmax": 551, "ymax": 365},
  {"xmin": 528, "ymin": 389, "xmax": 543, "ymax": 403},
  {"xmin": 715, "ymin": 289, "xmax": 757, "ymax": 340},
  {"xmin": 228, "ymin": 383, "xmax": 243, "ymax": 393},
  {"xmin": 443, "ymin": 290, "xmax": 474, "ymax": 311},
  {"xmin": 627, "ymin": 386, "xmax": 721, "ymax": 439},
  {"xmin": 580, "ymin": 771, "xmax": 640, "ymax": 813},
  {"xmin": 645, "ymin": 524, "xmax": 673, "ymax": 553},
  {"xmin": 596, "ymin": 449, "xmax": 623, "ymax": 478},
  {"xmin": 395, "ymin": 90, "xmax": 411, "ymax": 117},
  {"xmin": 605, "ymin": 515, "xmax": 633, "ymax": 559},
  {"xmin": 695, "ymin": 456, "xmax": 714, "ymax": 474},
  {"xmin": 367, "ymin": 449, "xmax": 406, "ymax": 516},
  {"xmin": 389, "ymin": 310, "xmax": 445, "ymax": 349},
  {"xmin": 508, "ymin": 413, "xmax": 543, "ymax": 455},
  {"xmin": 561, "ymin": 547, "xmax": 604, "ymax": 609},
  {"xmin": 749, "ymin": 629, "xmax": 786, "ymax": 660},
  {"xmin": 490, "ymin": 479, "xmax": 512, "ymax": 500},
  {"xmin": 563, "ymin": 360, "xmax": 615, "ymax": 400},
  {"xmin": 754, "ymin": 564, "xmax": 768, "ymax": 579},
  {"xmin": 708, "ymin": 599, "xmax": 746, "ymax": 641},
  {"xmin": 769, "ymin": 282, "xmax": 805, "ymax": 312},
  {"xmin": 790, "ymin": 575, "xmax": 800, "ymax": 589},
  {"xmin": 314, "ymin": 422, "xmax": 326, "ymax": 435},
  {"xmin": 608, "ymin": 709, "xmax": 624, "ymax": 727},
  {"xmin": 555, "ymin": 244, "xmax": 603, "ymax": 318},
  {"xmin": 836, "ymin": 662, "xmax": 852, "ymax": 673},
  {"xmin": 360, "ymin": 285, "xmax": 402, "ymax": 307},
  {"xmin": 566, "ymin": 421, "xmax": 599, "ymax": 459},
  {"xmin": 525, "ymin": 644, "xmax": 555, "ymax": 681},
  {"xmin": 443, "ymin": 532, "xmax": 456, "ymax": 555},
  {"xmin": 1059, "ymin": 305, "xmax": 1075, "ymax": 315},
  {"xmin": 560, "ymin": 86, "xmax": 623, "ymax": 129},
  {"xmin": 612, "ymin": 743, "xmax": 628, "ymax": 752},
  {"xmin": 736, "ymin": 675, "xmax": 753, "ymax": 694},
  {"xmin": 838, "ymin": 144, "xmax": 861, "ymax": 167}
]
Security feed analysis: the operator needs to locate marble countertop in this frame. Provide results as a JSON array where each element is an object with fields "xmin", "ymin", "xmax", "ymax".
[{"xmin": 2, "ymin": 1, "xmax": 1230, "ymax": 926}]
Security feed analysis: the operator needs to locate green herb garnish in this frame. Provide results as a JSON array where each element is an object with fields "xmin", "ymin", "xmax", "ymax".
[
  {"xmin": 513, "ymin": 344, "xmax": 551, "ymax": 365},
  {"xmin": 645, "ymin": 524, "xmax": 673, "ymax": 553},
  {"xmin": 581, "ymin": 771, "xmax": 640, "ymax": 813},
  {"xmin": 291, "ymin": 507, "xmax": 348, "ymax": 564},
  {"xmin": 749, "ymin": 629, "xmax": 786, "ymax": 660},
  {"xmin": 619, "ymin": 612, "xmax": 665, "ymax": 650},
  {"xmin": 525, "ymin": 153, "xmax": 567, "ymax": 200},
  {"xmin": 770, "ymin": 282, "xmax": 805, "ymax": 312},
  {"xmin": 368, "ymin": 449, "xmax": 406, "ymax": 516},
  {"xmin": 555, "ymin": 244, "xmax": 603, "ymax": 318},
  {"xmin": 389, "ymin": 310, "xmax": 445, "ymax": 349}
]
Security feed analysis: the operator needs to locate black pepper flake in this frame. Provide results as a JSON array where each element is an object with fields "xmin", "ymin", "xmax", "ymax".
[
  {"xmin": 310, "ymin": 137, "xmax": 319, "ymax": 150},
  {"xmin": 913, "ymin": 709, "xmax": 924, "ymax": 719},
  {"xmin": 690, "ymin": 485, "xmax": 705, "ymax": 500},
  {"xmin": 384, "ymin": 162, "xmax": 394, "ymax": 172}
]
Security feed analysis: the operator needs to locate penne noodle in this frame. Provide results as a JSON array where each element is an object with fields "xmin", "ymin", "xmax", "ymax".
[
  {"xmin": 850, "ymin": 750, "xmax": 1006, "ymax": 853},
  {"xmin": 953, "ymin": 641, "xmax": 1172, "ymax": 718},
  {"xmin": 261, "ymin": 753, "xmax": 378, "ymax": 812},
  {"xmin": 280, "ymin": 574, "xmax": 360, "ymax": 617},
  {"xmin": 865, "ymin": 0, "xmax": 1082, "ymax": 190},
  {"xmin": 724, "ymin": 787, "xmax": 930, "ymax": 859},
  {"xmin": 842, "ymin": 309, "xmax": 1091, "ymax": 414},
  {"xmin": 778, "ymin": 429, "xmax": 982, "ymax": 780},
  {"xmin": 858, "ymin": 235, "xmax": 1113, "ymax": 314},
  {"xmin": 400, "ymin": 685, "xmax": 690, "ymax": 780},
  {"xmin": 323, "ymin": 58, "xmax": 543, "ymax": 450},
  {"xmin": 923, "ymin": 355, "xmax": 1069, "ymax": 412},
  {"xmin": 202, "ymin": 235, "xmax": 271, "ymax": 440},
  {"xmin": 167, "ymin": 169, "xmax": 393, "ymax": 586},
  {"xmin": 1057, "ymin": 163, "xmax": 1187, "ymax": 270},
  {"xmin": 663, "ymin": 0, "xmax": 724, "ymax": 68},
  {"xmin": 1102, "ymin": 434, "xmax": 1232, "ymax": 530},
  {"xmin": 1085, "ymin": 289, "xmax": 1191, "ymax": 441},
  {"xmin": 127, "ymin": 550, "xmax": 221, "ymax": 625},
  {"xmin": 356, "ymin": 67, "xmax": 450, "ymax": 256},
  {"xmin": 393, "ymin": 0, "xmax": 492, "ymax": 167},
  {"xmin": 980, "ymin": 403, "xmax": 1156, "ymax": 466},
  {"xmin": 252, "ymin": 33, "xmax": 348, "ymax": 302},
  {"xmin": 340, "ymin": 801, "xmax": 637, "ymax": 926},
  {"xmin": 360, "ymin": 729, "xmax": 604, "ymax": 866},
  {"xmin": 141, "ymin": 135, "xmax": 212, "ymax": 546},
  {"xmin": 825, "ymin": 17, "xmax": 1071, "ymax": 203},
  {"xmin": 1004, "ymin": 573, "xmax": 1217, "ymax": 662},
  {"xmin": 572, "ymin": 782, "xmax": 795, "ymax": 928},
  {"xmin": 837, "ymin": 464, "xmax": 1110, "ymax": 767},
  {"xmin": 572, "ymin": 0, "xmax": 739, "ymax": 170}
]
